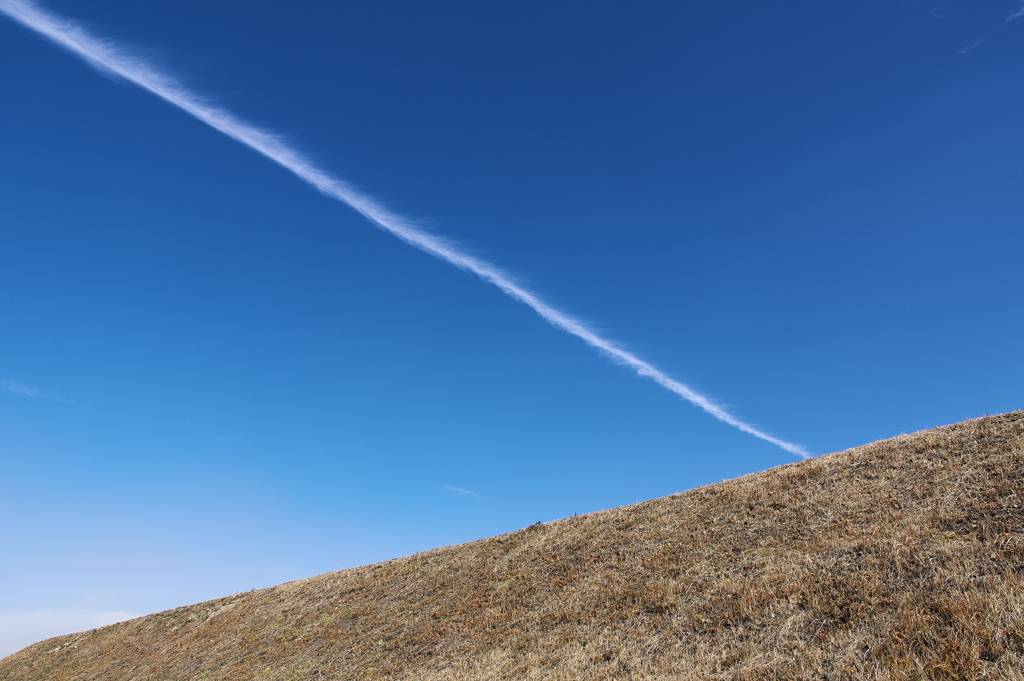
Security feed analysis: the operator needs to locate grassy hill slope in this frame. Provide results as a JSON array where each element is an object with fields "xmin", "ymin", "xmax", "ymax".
[{"xmin": 3, "ymin": 412, "xmax": 1023, "ymax": 680}]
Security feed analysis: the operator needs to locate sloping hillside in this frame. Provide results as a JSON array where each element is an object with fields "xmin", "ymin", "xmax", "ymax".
[{"xmin": 3, "ymin": 412, "xmax": 1022, "ymax": 680}]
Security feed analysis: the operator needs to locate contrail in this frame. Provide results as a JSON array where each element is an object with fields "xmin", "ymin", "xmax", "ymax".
[{"xmin": 0, "ymin": 0, "xmax": 810, "ymax": 458}]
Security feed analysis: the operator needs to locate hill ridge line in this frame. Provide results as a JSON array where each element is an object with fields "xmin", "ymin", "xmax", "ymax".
[{"xmin": 3, "ymin": 411, "xmax": 1022, "ymax": 680}]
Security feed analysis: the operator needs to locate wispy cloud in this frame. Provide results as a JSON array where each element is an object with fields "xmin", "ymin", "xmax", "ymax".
[
  {"xmin": 958, "ymin": 1, "xmax": 1024, "ymax": 53},
  {"xmin": 1, "ymin": 378, "xmax": 73, "ymax": 404},
  {"xmin": 958, "ymin": 37, "xmax": 989, "ymax": 54},
  {"xmin": 0, "ymin": 609, "xmax": 138, "ymax": 658},
  {"xmin": 927, "ymin": 6, "xmax": 956, "ymax": 20},
  {"xmin": 0, "ymin": 0, "xmax": 809, "ymax": 458},
  {"xmin": 1, "ymin": 379, "xmax": 45, "ymax": 399},
  {"xmin": 442, "ymin": 486, "xmax": 483, "ymax": 499}
]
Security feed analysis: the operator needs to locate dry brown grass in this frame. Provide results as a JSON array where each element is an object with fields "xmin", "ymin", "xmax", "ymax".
[{"xmin": 3, "ymin": 412, "xmax": 1023, "ymax": 680}]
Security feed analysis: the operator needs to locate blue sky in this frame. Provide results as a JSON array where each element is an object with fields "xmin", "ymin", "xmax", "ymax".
[{"xmin": 2, "ymin": 0, "xmax": 1023, "ymax": 656}]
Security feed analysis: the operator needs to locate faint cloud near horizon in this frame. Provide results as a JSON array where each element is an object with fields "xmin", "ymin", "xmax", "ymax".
[
  {"xmin": 0, "ymin": 609, "xmax": 138, "ymax": 659},
  {"xmin": 441, "ymin": 486, "xmax": 484, "ymax": 500}
]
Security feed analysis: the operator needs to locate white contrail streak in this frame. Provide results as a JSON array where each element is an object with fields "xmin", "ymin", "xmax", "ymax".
[{"xmin": 0, "ymin": 0, "xmax": 810, "ymax": 458}]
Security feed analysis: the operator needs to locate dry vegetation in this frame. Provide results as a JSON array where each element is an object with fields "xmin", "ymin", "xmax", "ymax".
[{"xmin": 3, "ymin": 412, "xmax": 1023, "ymax": 680}]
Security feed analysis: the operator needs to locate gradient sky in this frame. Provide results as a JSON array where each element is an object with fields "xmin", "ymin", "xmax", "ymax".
[{"xmin": 2, "ymin": 0, "xmax": 1023, "ymax": 657}]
